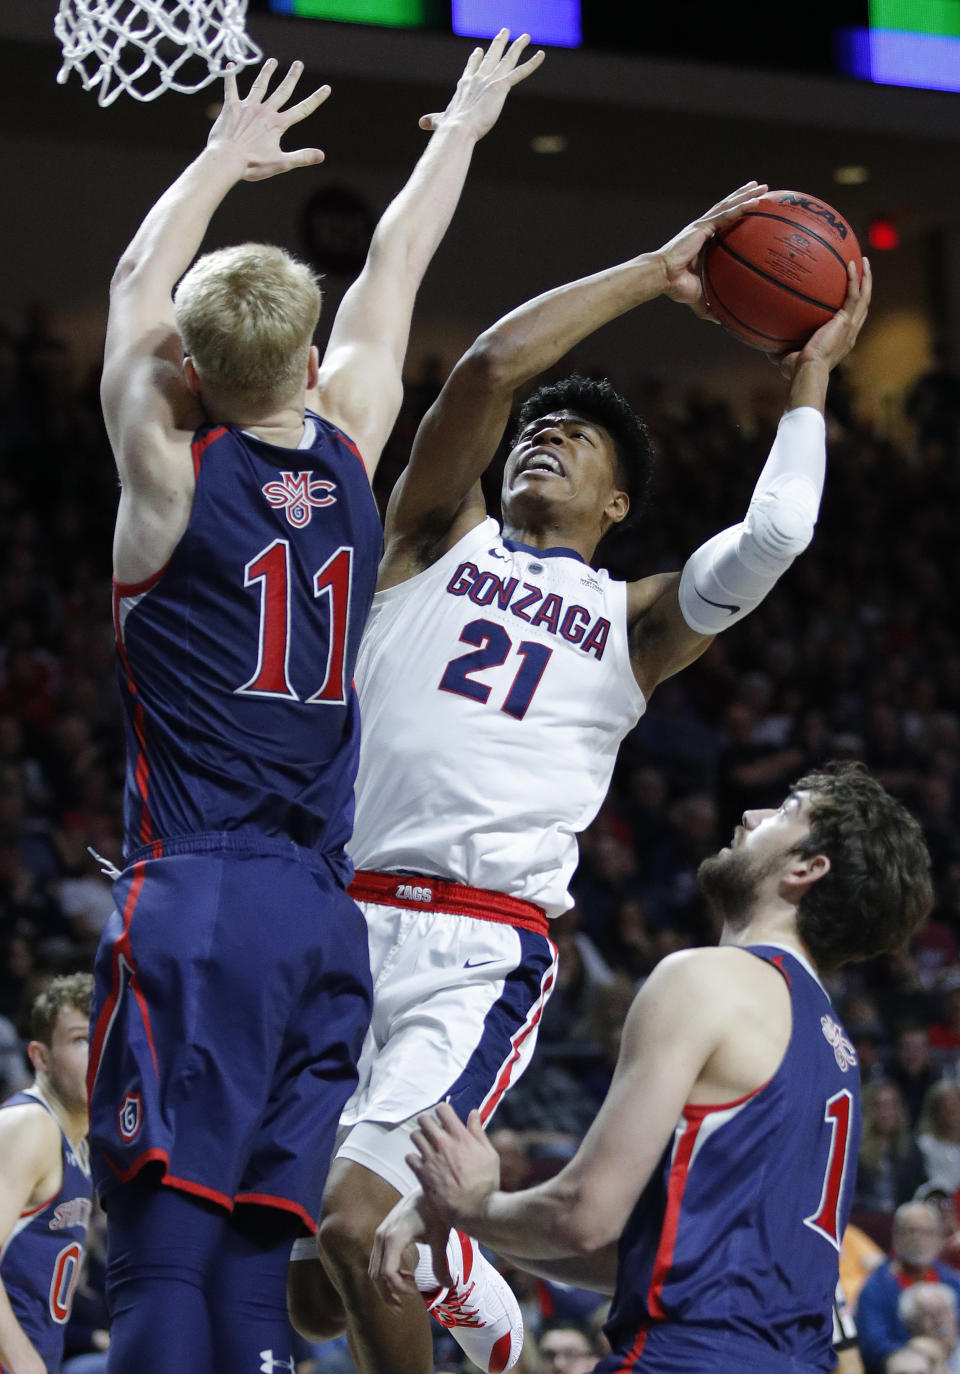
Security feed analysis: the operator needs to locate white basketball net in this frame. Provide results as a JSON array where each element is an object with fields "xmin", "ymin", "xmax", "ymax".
[{"xmin": 54, "ymin": 0, "xmax": 263, "ymax": 107}]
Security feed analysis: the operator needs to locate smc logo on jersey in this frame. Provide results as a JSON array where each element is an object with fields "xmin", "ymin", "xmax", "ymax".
[
  {"xmin": 261, "ymin": 471, "xmax": 337, "ymax": 528},
  {"xmin": 118, "ymin": 1091, "xmax": 143, "ymax": 1142},
  {"xmin": 50, "ymin": 1198, "xmax": 92, "ymax": 1232},
  {"xmin": 820, "ymin": 1015, "xmax": 857, "ymax": 1071}
]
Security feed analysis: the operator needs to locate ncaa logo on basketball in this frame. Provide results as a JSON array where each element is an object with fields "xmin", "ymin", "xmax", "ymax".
[
  {"xmin": 262, "ymin": 472, "xmax": 337, "ymax": 528},
  {"xmin": 118, "ymin": 1092, "xmax": 143, "ymax": 1142},
  {"xmin": 820, "ymin": 1015, "xmax": 857, "ymax": 1072}
]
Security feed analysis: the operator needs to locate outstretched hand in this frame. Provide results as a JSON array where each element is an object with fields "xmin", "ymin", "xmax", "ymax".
[
  {"xmin": 208, "ymin": 58, "xmax": 330, "ymax": 181},
  {"xmin": 369, "ymin": 1103, "xmax": 501, "ymax": 1307},
  {"xmin": 776, "ymin": 257, "xmax": 872, "ymax": 379},
  {"xmin": 370, "ymin": 1188, "xmax": 452, "ymax": 1310},
  {"xmin": 655, "ymin": 181, "xmax": 769, "ymax": 311},
  {"xmin": 419, "ymin": 29, "xmax": 545, "ymax": 142}
]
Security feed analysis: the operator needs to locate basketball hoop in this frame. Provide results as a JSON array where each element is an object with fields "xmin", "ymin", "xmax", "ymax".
[{"xmin": 54, "ymin": 0, "xmax": 263, "ymax": 107}]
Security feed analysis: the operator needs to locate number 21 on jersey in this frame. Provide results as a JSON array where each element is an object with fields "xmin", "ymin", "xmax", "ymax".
[{"xmin": 439, "ymin": 618, "xmax": 552, "ymax": 721}]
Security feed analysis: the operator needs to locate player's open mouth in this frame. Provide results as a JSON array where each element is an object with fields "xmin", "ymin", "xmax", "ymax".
[{"xmin": 518, "ymin": 450, "xmax": 566, "ymax": 478}]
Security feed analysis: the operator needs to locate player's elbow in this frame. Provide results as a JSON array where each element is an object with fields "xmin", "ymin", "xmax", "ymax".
[
  {"xmin": 741, "ymin": 480, "xmax": 818, "ymax": 572},
  {"xmin": 110, "ymin": 254, "xmax": 141, "ymax": 295},
  {"xmin": 564, "ymin": 1199, "xmax": 621, "ymax": 1255},
  {"xmin": 458, "ymin": 334, "xmax": 523, "ymax": 395}
]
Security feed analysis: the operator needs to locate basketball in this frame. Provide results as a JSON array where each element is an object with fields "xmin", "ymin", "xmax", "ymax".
[{"xmin": 700, "ymin": 190, "xmax": 862, "ymax": 353}]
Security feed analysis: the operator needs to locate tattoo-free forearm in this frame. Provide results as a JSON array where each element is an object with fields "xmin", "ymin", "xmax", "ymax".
[
  {"xmin": 460, "ymin": 1176, "xmax": 612, "ymax": 1261},
  {"xmin": 496, "ymin": 1244, "xmax": 618, "ymax": 1296},
  {"xmin": 366, "ymin": 121, "xmax": 482, "ymax": 292},
  {"xmin": 472, "ymin": 252, "xmax": 668, "ymax": 392},
  {"xmin": 785, "ymin": 358, "xmax": 830, "ymax": 414}
]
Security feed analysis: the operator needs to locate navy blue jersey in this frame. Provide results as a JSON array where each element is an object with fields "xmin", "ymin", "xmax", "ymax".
[
  {"xmin": 113, "ymin": 413, "xmax": 380, "ymax": 871},
  {"xmin": 0, "ymin": 1092, "xmax": 92, "ymax": 1373},
  {"xmin": 605, "ymin": 946, "xmax": 861, "ymax": 1372}
]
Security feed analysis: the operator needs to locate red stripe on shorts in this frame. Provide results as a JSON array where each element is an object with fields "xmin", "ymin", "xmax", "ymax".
[
  {"xmin": 349, "ymin": 870, "xmax": 548, "ymax": 936},
  {"xmin": 616, "ymin": 1326, "xmax": 649, "ymax": 1371}
]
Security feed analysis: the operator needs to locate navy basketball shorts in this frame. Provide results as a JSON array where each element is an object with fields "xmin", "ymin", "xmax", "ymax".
[
  {"xmin": 596, "ymin": 1324, "xmax": 827, "ymax": 1373},
  {"xmin": 87, "ymin": 833, "xmax": 373, "ymax": 1233}
]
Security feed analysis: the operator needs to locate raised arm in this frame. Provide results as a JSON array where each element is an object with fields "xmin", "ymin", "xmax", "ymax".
[
  {"xmin": 626, "ymin": 257, "xmax": 873, "ymax": 699},
  {"xmin": 380, "ymin": 182, "xmax": 768, "ymax": 579},
  {"xmin": 0, "ymin": 1104, "xmax": 63, "ymax": 1374},
  {"xmin": 101, "ymin": 58, "xmax": 330, "ymax": 496},
  {"xmin": 313, "ymin": 31, "xmax": 544, "ymax": 475}
]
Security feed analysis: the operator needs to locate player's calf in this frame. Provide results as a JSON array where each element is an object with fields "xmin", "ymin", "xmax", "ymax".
[{"xmin": 286, "ymin": 1248, "xmax": 347, "ymax": 1343}]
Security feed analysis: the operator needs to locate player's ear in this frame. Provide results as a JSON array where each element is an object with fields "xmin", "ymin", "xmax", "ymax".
[
  {"xmin": 306, "ymin": 344, "xmax": 320, "ymax": 391},
  {"xmin": 27, "ymin": 1039, "xmax": 48, "ymax": 1076},
  {"xmin": 603, "ymin": 488, "xmax": 630, "ymax": 527},
  {"xmin": 182, "ymin": 356, "xmax": 201, "ymax": 395},
  {"xmin": 783, "ymin": 851, "xmax": 830, "ymax": 896}
]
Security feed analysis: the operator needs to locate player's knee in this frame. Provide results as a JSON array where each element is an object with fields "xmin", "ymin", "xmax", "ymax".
[
  {"xmin": 287, "ymin": 1256, "xmax": 346, "ymax": 1342},
  {"xmin": 317, "ymin": 1202, "xmax": 381, "ymax": 1285}
]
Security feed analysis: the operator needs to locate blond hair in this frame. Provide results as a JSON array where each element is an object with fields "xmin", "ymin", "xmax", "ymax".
[{"xmin": 174, "ymin": 243, "xmax": 321, "ymax": 411}]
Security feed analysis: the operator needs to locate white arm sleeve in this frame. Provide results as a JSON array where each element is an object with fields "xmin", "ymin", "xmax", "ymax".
[{"xmin": 677, "ymin": 406, "xmax": 826, "ymax": 636}]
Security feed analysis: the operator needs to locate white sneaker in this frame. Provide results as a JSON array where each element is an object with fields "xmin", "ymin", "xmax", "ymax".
[{"xmin": 425, "ymin": 1230, "xmax": 523, "ymax": 1373}]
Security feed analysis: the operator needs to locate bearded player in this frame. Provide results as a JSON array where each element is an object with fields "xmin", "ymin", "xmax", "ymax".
[{"xmin": 374, "ymin": 766, "xmax": 933, "ymax": 1374}]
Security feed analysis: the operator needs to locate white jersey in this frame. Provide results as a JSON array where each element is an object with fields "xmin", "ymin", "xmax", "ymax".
[{"xmin": 349, "ymin": 518, "xmax": 645, "ymax": 916}]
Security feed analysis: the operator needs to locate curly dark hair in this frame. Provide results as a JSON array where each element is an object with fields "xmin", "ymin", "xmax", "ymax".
[
  {"xmin": 30, "ymin": 972, "xmax": 93, "ymax": 1046},
  {"xmin": 513, "ymin": 374, "xmax": 654, "ymax": 526},
  {"xmin": 790, "ymin": 762, "xmax": 933, "ymax": 972}
]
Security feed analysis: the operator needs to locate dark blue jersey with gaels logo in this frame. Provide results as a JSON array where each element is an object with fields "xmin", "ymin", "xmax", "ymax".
[
  {"xmin": 113, "ymin": 413, "xmax": 380, "ymax": 875},
  {"xmin": 0, "ymin": 1091, "xmax": 92, "ymax": 1374},
  {"xmin": 605, "ymin": 945, "xmax": 861, "ymax": 1373}
]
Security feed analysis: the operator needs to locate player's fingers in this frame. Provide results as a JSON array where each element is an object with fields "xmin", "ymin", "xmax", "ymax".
[
  {"xmin": 372, "ymin": 1228, "xmax": 413, "ymax": 1307},
  {"xmin": 409, "ymin": 1128, "xmax": 430, "ymax": 1160},
  {"xmin": 283, "ymin": 83, "xmax": 332, "ymax": 126},
  {"xmin": 223, "ymin": 64, "xmax": 239, "ymax": 104},
  {"xmin": 510, "ymin": 48, "xmax": 545, "ymax": 84},
  {"xmin": 267, "ymin": 59, "xmax": 305, "ymax": 110},
  {"xmin": 860, "ymin": 256, "xmax": 873, "ymax": 309},
  {"xmin": 419, "ymin": 112, "xmax": 441, "ymax": 131},
  {"xmin": 247, "ymin": 56, "xmax": 278, "ymax": 101},
  {"xmin": 479, "ymin": 27, "xmax": 510, "ymax": 71},
  {"xmin": 463, "ymin": 45, "xmax": 484, "ymax": 77},
  {"xmin": 501, "ymin": 32, "xmax": 531, "ymax": 69},
  {"xmin": 467, "ymin": 1108, "xmax": 486, "ymax": 1141},
  {"xmin": 416, "ymin": 1113, "xmax": 449, "ymax": 1151},
  {"xmin": 434, "ymin": 1101, "xmax": 465, "ymax": 1134},
  {"xmin": 282, "ymin": 148, "xmax": 325, "ymax": 172}
]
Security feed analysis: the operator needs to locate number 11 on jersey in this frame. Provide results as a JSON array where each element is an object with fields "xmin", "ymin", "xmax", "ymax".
[{"xmin": 237, "ymin": 538, "xmax": 353, "ymax": 705}]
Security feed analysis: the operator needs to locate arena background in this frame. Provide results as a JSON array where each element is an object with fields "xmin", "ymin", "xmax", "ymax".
[{"xmin": 1, "ymin": 5, "xmax": 959, "ymax": 1370}]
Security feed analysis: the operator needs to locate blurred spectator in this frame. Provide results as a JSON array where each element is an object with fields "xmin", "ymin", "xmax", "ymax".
[
  {"xmin": 905, "ymin": 343, "xmax": 960, "ymax": 460},
  {"xmin": 854, "ymin": 1082, "xmax": 929, "ymax": 1243},
  {"xmin": 898, "ymin": 1282, "xmax": 960, "ymax": 1374},
  {"xmin": 890, "ymin": 1027, "xmax": 943, "ymax": 1128},
  {"xmin": 856, "ymin": 1203, "xmax": 960, "ymax": 1373},
  {"xmin": 0, "ymin": 1014, "xmax": 27, "ymax": 1098},
  {"xmin": 537, "ymin": 1320, "xmax": 601, "ymax": 1374},
  {"xmin": 918, "ymin": 1084, "xmax": 960, "ymax": 1190}
]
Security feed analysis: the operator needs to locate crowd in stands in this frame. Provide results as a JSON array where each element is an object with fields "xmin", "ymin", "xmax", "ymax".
[{"xmin": 1, "ymin": 307, "xmax": 959, "ymax": 1371}]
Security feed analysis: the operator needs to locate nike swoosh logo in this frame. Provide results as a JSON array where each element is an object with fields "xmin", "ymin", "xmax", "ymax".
[
  {"xmin": 488, "ymin": 548, "xmax": 510, "ymax": 561},
  {"xmin": 695, "ymin": 586, "xmax": 740, "ymax": 615},
  {"xmin": 464, "ymin": 957, "xmax": 499, "ymax": 969}
]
